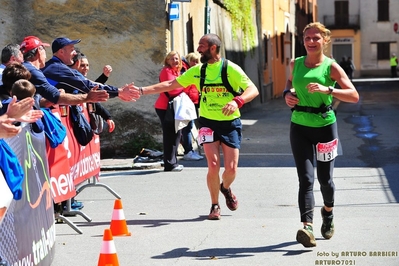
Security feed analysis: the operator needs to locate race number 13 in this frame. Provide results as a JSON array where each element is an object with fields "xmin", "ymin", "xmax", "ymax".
[{"xmin": 316, "ymin": 139, "xmax": 338, "ymax": 162}]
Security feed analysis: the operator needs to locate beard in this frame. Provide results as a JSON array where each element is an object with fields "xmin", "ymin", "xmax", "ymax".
[{"xmin": 200, "ymin": 48, "xmax": 212, "ymax": 63}]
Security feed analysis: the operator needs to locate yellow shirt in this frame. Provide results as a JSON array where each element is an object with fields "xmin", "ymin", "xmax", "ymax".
[{"xmin": 176, "ymin": 59, "xmax": 254, "ymax": 121}]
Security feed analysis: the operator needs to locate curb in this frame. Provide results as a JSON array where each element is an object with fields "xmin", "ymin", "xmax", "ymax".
[{"xmin": 100, "ymin": 158, "xmax": 163, "ymax": 171}]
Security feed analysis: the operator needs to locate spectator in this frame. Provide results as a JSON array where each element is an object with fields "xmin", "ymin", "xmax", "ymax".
[
  {"xmin": 0, "ymin": 44, "xmax": 24, "ymax": 86},
  {"xmin": 79, "ymin": 55, "xmax": 113, "ymax": 84},
  {"xmin": 0, "ymin": 62, "xmax": 32, "ymax": 101},
  {"xmin": 11, "ymin": 79, "xmax": 36, "ymax": 100},
  {"xmin": 155, "ymin": 51, "xmax": 185, "ymax": 172},
  {"xmin": 70, "ymin": 50, "xmax": 115, "ymax": 133}
]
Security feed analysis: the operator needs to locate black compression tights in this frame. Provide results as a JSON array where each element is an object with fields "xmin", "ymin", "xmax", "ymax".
[{"xmin": 290, "ymin": 122, "xmax": 338, "ymax": 223}]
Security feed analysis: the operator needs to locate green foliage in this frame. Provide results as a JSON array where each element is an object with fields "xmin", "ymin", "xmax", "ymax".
[
  {"xmin": 121, "ymin": 132, "xmax": 163, "ymax": 158},
  {"xmin": 223, "ymin": 0, "xmax": 256, "ymax": 52}
]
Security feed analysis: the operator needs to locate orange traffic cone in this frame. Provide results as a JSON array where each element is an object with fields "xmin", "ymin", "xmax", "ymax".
[
  {"xmin": 110, "ymin": 199, "xmax": 131, "ymax": 236},
  {"xmin": 98, "ymin": 229, "xmax": 119, "ymax": 266}
]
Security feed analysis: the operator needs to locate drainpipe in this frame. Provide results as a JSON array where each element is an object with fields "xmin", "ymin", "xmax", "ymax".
[
  {"xmin": 171, "ymin": 0, "xmax": 174, "ymax": 50},
  {"xmin": 204, "ymin": 0, "xmax": 210, "ymax": 34}
]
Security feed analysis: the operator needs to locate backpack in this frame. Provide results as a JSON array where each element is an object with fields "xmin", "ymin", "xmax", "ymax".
[
  {"xmin": 199, "ymin": 58, "xmax": 243, "ymax": 97},
  {"xmin": 41, "ymin": 108, "xmax": 67, "ymax": 148},
  {"xmin": 69, "ymin": 105, "xmax": 94, "ymax": 146}
]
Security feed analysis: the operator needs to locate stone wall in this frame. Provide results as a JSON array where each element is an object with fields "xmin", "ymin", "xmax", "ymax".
[
  {"xmin": 0, "ymin": 0, "xmax": 263, "ymax": 158},
  {"xmin": 0, "ymin": 0, "xmax": 171, "ymax": 157}
]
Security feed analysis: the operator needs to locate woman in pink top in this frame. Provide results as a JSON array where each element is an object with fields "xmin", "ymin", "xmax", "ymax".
[{"xmin": 155, "ymin": 51, "xmax": 184, "ymax": 171}]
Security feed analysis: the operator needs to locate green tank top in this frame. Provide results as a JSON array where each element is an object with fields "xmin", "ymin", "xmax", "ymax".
[{"xmin": 291, "ymin": 56, "xmax": 336, "ymax": 127}]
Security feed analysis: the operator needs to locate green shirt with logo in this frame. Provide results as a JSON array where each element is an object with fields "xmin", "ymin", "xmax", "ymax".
[
  {"xmin": 177, "ymin": 59, "xmax": 254, "ymax": 121},
  {"xmin": 291, "ymin": 56, "xmax": 336, "ymax": 127}
]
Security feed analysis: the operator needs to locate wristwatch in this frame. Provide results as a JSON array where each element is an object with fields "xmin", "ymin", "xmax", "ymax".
[{"xmin": 328, "ymin": 86, "xmax": 334, "ymax": 95}]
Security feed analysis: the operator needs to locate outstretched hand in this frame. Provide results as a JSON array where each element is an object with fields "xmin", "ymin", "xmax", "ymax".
[
  {"xmin": 17, "ymin": 109, "xmax": 44, "ymax": 123},
  {"xmin": 6, "ymin": 96, "xmax": 35, "ymax": 119},
  {"xmin": 5, "ymin": 96, "xmax": 43, "ymax": 123},
  {"xmin": 118, "ymin": 83, "xmax": 140, "ymax": 102},
  {"xmin": 87, "ymin": 85, "xmax": 109, "ymax": 103}
]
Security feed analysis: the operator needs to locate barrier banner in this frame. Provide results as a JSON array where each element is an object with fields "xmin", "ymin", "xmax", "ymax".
[
  {"xmin": 0, "ymin": 128, "xmax": 55, "ymax": 266},
  {"xmin": 58, "ymin": 105, "xmax": 101, "ymax": 185},
  {"xmin": 47, "ymin": 105, "xmax": 100, "ymax": 204},
  {"xmin": 47, "ymin": 136, "xmax": 76, "ymax": 203}
]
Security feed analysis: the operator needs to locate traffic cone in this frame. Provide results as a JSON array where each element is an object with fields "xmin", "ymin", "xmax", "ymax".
[
  {"xmin": 109, "ymin": 199, "xmax": 131, "ymax": 236},
  {"xmin": 98, "ymin": 229, "xmax": 119, "ymax": 266}
]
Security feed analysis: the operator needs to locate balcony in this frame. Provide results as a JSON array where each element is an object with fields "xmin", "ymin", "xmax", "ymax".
[{"xmin": 323, "ymin": 15, "xmax": 360, "ymax": 30}]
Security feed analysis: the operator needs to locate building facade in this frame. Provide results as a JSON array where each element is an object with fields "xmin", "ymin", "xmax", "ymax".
[
  {"xmin": 318, "ymin": 0, "xmax": 399, "ymax": 77},
  {"xmin": 169, "ymin": 0, "xmax": 318, "ymax": 98}
]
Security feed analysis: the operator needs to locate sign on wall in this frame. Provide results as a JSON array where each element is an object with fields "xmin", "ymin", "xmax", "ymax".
[{"xmin": 169, "ymin": 3, "xmax": 180, "ymax": 21}]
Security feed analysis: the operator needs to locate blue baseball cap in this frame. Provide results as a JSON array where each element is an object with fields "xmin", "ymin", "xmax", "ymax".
[{"xmin": 51, "ymin": 37, "xmax": 81, "ymax": 53}]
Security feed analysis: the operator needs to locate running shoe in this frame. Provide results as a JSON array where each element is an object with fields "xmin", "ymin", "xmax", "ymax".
[
  {"xmin": 321, "ymin": 207, "xmax": 335, "ymax": 239},
  {"xmin": 296, "ymin": 225, "xmax": 317, "ymax": 247},
  {"xmin": 220, "ymin": 183, "xmax": 238, "ymax": 211},
  {"xmin": 208, "ymin": 204, "xmax": 221, "ymax": 220}
]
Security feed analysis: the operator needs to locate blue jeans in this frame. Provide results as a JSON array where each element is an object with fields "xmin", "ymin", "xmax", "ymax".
[{"xmin": 181, "ymin": 120, "xmax": 194, "ymax": 154}]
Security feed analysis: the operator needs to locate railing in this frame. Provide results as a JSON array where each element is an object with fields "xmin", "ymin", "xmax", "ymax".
[{"xmin": 323, "ymin": 15, "xmax": 360, "ymax": 30}]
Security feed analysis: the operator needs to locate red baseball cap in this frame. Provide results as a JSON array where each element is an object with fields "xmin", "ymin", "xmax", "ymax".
[{"xmin": 20, "ymin": 36, "xmax": 50, "ymax": 54}]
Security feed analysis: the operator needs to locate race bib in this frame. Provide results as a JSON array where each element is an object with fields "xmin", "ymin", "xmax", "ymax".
[
  {"xmin": 198, "ymin": 127, "xmax": 214, "ymax": 145},
  {"xmin": 316, "ymin": 138, "xmax": 338, "ymax": 162}
]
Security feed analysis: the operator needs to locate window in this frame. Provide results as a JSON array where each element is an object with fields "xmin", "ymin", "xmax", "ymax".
[
  {"xmin": 335, "ymin": 1, "xmax": 349, "ymax": 27},
  {"xmin": 377, "ymin": 42, "xmax": 390, "ymax": 60},
  {"xmin": 263, "ymin": 35, "xmax": 268, "ymax": 69},
  {"xmin": 378, "ymin": 0, "xmax": 389, "ymax": 21}
]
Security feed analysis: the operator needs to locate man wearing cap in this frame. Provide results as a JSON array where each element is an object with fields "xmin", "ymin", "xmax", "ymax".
[
  {"xmin": 20, "ymin": 36, "xmax": 109, "ymax": 106},
  {"xmin": 41, "ymin": 37, "xmax": 139, "ymax": 102}
]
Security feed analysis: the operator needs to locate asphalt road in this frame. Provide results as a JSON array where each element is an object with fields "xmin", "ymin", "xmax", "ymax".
[{"xmin": 52, "ymin": 79, "xmax": 399, "ymax": 266}]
